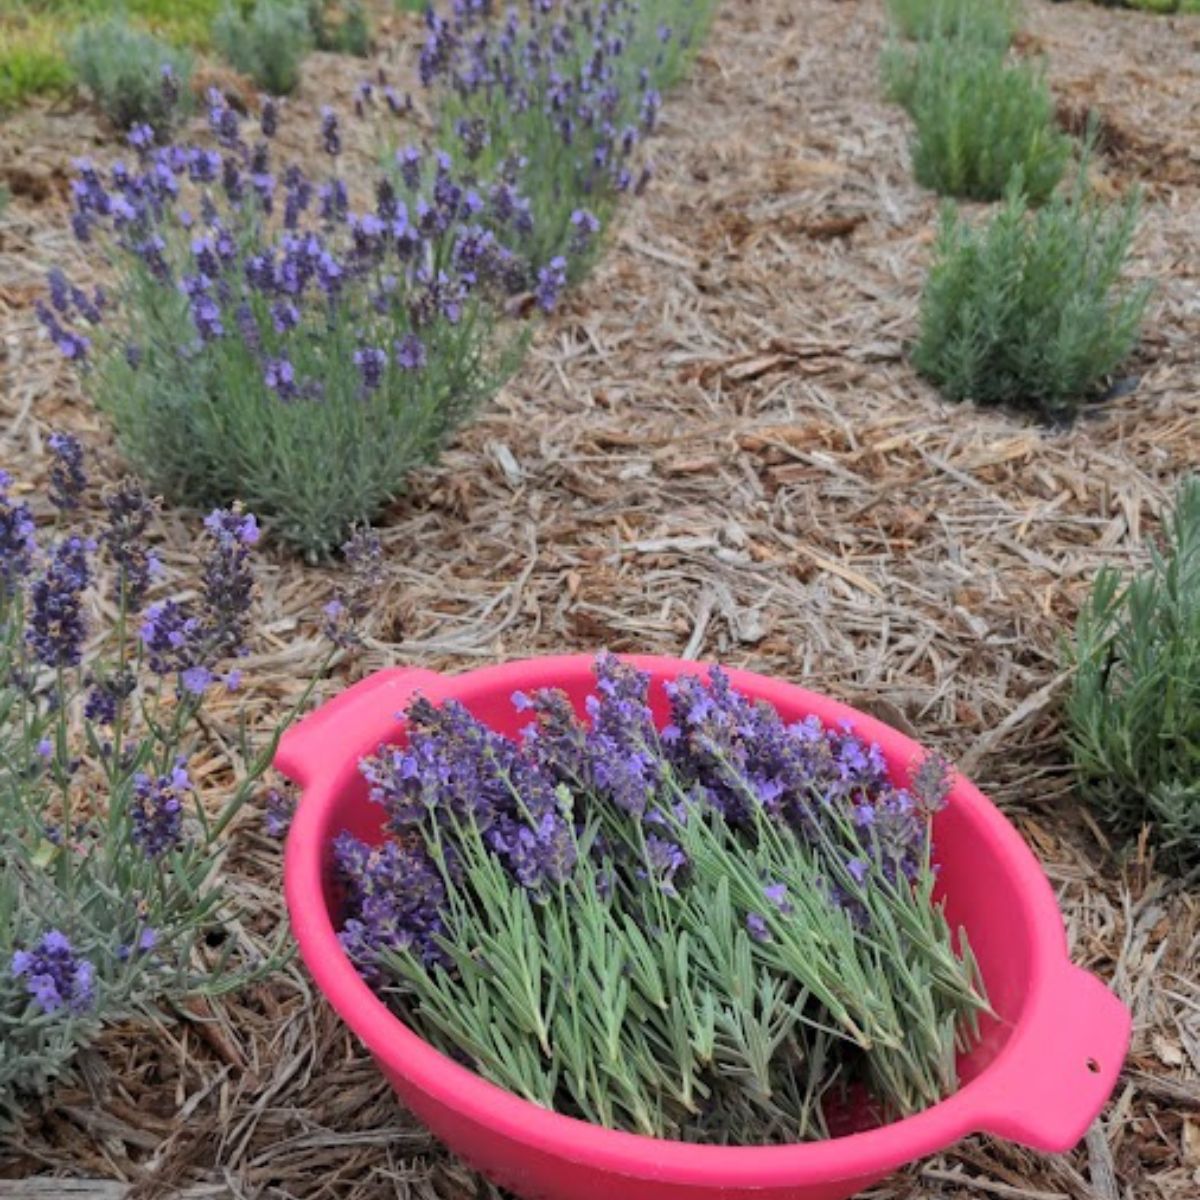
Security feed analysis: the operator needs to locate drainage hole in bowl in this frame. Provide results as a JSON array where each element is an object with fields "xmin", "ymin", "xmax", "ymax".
[{"xmin": 1086, "ymin": 1058, "xmax": 1101, "ymax": 1074}]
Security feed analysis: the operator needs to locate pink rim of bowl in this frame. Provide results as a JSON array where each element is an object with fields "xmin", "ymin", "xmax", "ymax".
[{"xmin": 277, "ymin": 654, "xmax": 1131, "ymax": 1200}]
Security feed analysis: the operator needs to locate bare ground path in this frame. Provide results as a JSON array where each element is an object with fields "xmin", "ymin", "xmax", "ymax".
[{"xmin": 1, "ymin": 0, "xmax": 1197, "ymax": 1196}]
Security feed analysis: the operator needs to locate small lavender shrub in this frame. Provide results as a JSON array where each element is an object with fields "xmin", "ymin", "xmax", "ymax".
[
  {"xmin": 886, "ymin": 0, "xmax": 1018, "ymax": 48},
  {"xmin": 214, "ymin": 0, "xmax": 312, "ymax": 95},
  {"xmin": 309, "ymin": 0, "xmax": 373, "ymax": 54},
  {"xmin": 913, "ymin": 172, "xmax": 1147, "ymax": 418},
  {"xmin": 333, "ymin": 653, "xmax": 988, "ymax": 1142},
  {"xmin": 68, "ymin": 20, "xmax": 193, "ymax": 133},
  {"xmin": 48, "ymin": 93, "xmax": 544, "ymax": 557},
  {"xmin": 0, "ymin": 451, "xmax": 313, "ymax": 1123},
  {"xmin": 418, "ymin": 0, "xmax": 717, "ymax": 278},
  {"xmin": 887, "ymin": 35, "xmax": 1072, "ymax": 203},
  {"xmin": 1066, "ymin": 477, "xmax": 1200, "ymax": 868}
]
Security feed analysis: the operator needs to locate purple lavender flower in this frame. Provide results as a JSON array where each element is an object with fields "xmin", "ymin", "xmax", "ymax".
[
  {"xmin": 261, "ymin": 96, "xmax": 278, "ymax": 138},
  {"xmin": 0, "ymin": 471, "xmax": 37, "ymax": 591},
  {"xmin": 84, "ymin": 671, "xmax": 135, "ymax": 726},
  {"xmin": 47, "ymin": 432, "xmax": 86, "ymax": 512},
  {"xmin": 643, "ymin": 833, "xmax": 687, "ymax": 894},
  {"xmin": 353, "ymin": 346, "xmax": 388, "ymax": 392},
  {"xmin": 10, "ymin": 931, "xmax": 97, "ymax": 1015},
  {"xmin": 131, "ymin": 760, "xmax": 189, "ymax": 856},
  {"xmin": 394, "ymin": 333, "xmax": 427, "ymax": 372},
  {"xmin": 47, "ymin": 268, "xmax": 71, "ymax": 314},
  {"xmin": 208, "ymin": 89, "xmax": 241, "ymax": 147},
  {"xmin": 535, "ymin": 256, "xmax": 568, "ymax": 313},
  {"xmin": 27, "ymin": 537, "xmax": 90, "ymax": 668},
  {"xmin": 101, "ymin": 478, "xmax": 156, "ymax": 607},
  {"xmin": 264, "ymin": 787, "xmax": 296, "ymax": 837},
  {"xmin": 321, "ymin": 106, "xmax": 342, "ymax": 156},
  {"xmin": 396, "ymin": 145, "xmax": 423, "ymax": 191},
  {"xmin": 140, "ymin": 599, "xmax": 203, "ymax": 677},
  {"xmin": 264, "ymin": 357, "xmax": 298, "ymax": 398},
  {"xmin": 569, "ymin": 208, "xmax": 601, "ymax": 256},
  {"xmin": 333, "ymin": 832, "xmax": 447, "ymax": 975},
  {"xmin": 746, "ymin": 913, "xmax": 771, "ymax": 943},
  {"xmin": 200, "ymin": 507, "xmax": 258, "ymax": 658}
]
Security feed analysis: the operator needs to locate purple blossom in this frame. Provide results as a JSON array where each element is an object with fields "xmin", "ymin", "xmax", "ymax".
[
  {"xmin": 140, "ymin": 598, "xmax": 203, "ymax": 677},
  {"xmin": 354, "ymin": 346, "xmax": 388, "ymax": 392},
  {"xmin": 101, "ymin": 478, "xmax": 156, "ymax": 606},
  {"xmin": 47, "ymin": 432, "xmax": 86, "ymax": 512},
  {"xmin": 131, "ymin": 761, "xmax": 190, "ymax": 856},
  {"xmin": 264, "ymin": 357, "xmax": 298, "ymax": 398},
  {"xmin": 394, "ymin": 333, "xmax": 427, "ymax": 371},
  {"xmin": 746, "ymin": 913, "xmax": 771, "ymax": 943},
  {"xmin": 264, "ymin": 787, "xmax": 296, "ymax": 838},
  {"xmin": 261, "ymin": 97, "xmax": 278, "ymax": 138},
  {"xmin": 27, "ymin": 537, "xmax": 91, "ymax": 668},
  {"xmin": 321, "ymin": 106, "xmax": 342, "ymax": 156},
  {"xmin": 535, "ymin": 256, "xmax": 568, "ymax": 312},
  {"xmin": 10, "ymin": 931, "xmax": 97, "ymax": 1015},
  {"xmin": 569, "ymin": 208, "xmax": 601, "ymax": 256},
  {"xmin": 200, "ymin": 507, "xmax": 258, "ymax": 658},
  {"xmin": 397, "ymin": 145, "xmax": 423, "ymax": 191}
]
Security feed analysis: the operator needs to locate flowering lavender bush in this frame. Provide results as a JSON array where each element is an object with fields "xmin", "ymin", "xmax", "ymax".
[
  {"xmin": 334, "ymin": 653, "xmax": 988, "ymax": 1142},
  {"xmin": 46, "ymin": 90, "xmax": 543, "ymax": 557},
  {"xmin": 0, "ymin": 445, "xmax": 317, "ymax": 1123},
  {"xmin": 418, "ymin": 0, "xmax": 717, "ymax": 278}
]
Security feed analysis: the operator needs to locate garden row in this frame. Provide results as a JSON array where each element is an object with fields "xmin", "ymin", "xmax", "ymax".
[
  {"xmin": 885, "ymin": 0, "xmax": 1197, "ymax": 861},
  {"xmin": 2, "ymin": 0, "xmax": 1196, "ymax": 1157}
]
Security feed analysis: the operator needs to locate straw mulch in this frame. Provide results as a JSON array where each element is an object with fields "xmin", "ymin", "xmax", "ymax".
[{"xmin": 1, "ymin": 0, "xmax": 1198, "ymax": 1196}]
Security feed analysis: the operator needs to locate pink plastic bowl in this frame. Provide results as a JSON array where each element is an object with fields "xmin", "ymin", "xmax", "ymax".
[{"xmin": 277, "ymin": 655, "xmax": 1131, "ymax": 1200}]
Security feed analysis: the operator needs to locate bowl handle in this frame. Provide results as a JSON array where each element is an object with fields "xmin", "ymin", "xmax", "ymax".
[
  {"xmin": 971, "ymin": 962, "xmax": 1131, "ymax": 1153},
  {"xmin": 274, "ymin": 667, "xmax": 445, "ymax": 788}
]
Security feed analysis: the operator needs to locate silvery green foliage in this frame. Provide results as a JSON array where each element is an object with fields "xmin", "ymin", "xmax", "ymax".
[
  {"xmin": 68, "ymin": 18, "xmax": 192, "ymax": 132},
  {"xmin": 913, "ymin": 169, "xmax": 1148, "ymax": 418},
  {"xmin": 886, "ymin": 0, "xmax": 1018, "ymax": 48},
  {"xmin": 214, "ymin": 0, "xmax": 312, "ymax": 96},
  {"xmin": 1066, "ymin": 477, "xmax": 1200, "ymax": 868},
  {"xmin": 0, "ymin": 459, "xmax": 308, "ymax": 1123},
  {"xmin": 885, "ymin": 34, "xmax": 1071, "ymax": 204},
  {"xmin": 336, "ymin": 655, "xmax": 989, "ymax": 1142}
]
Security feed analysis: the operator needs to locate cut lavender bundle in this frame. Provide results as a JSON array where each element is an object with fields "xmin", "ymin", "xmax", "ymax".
[{"xmin": 335, "ymin": 653, "xmax": 989, "ymax": 1144}]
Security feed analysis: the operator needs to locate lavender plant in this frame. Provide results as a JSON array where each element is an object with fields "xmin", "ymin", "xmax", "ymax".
[
  {"xmin": 45, "ymin": 90, "xmax": 544, "ymax": 557},
  {"xmin": 1066, "ymin": 476, "xmax": 1200, "ymax": 869},
  {"xmin": 68, "ymin": 19, "xmax": 193, "ymax": 133},
  {"xmin": 417, "ymin": 0, "xmax": 717, "ymax": 278},
  {"xmin": 884, "ymin": 33, "xmax": 1072, "ymax": 204},
  {"xmin": 334, "ymin": 654, "xmax": 989, "ymax": 1143},
  {"xmin": 214, "ymin": 0, "xmax": 313, "ymax": 96},
  {"xmin": 886, "ymin": 0, "xmax": 1018, "ymax": 49},
  {"xmin": 913, "ymin": 169, "xmax": 1147, "ymax": 418},
  {"xmin": 0, "ymin": 446, "xmax": 319, "ymax": 1122}
]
